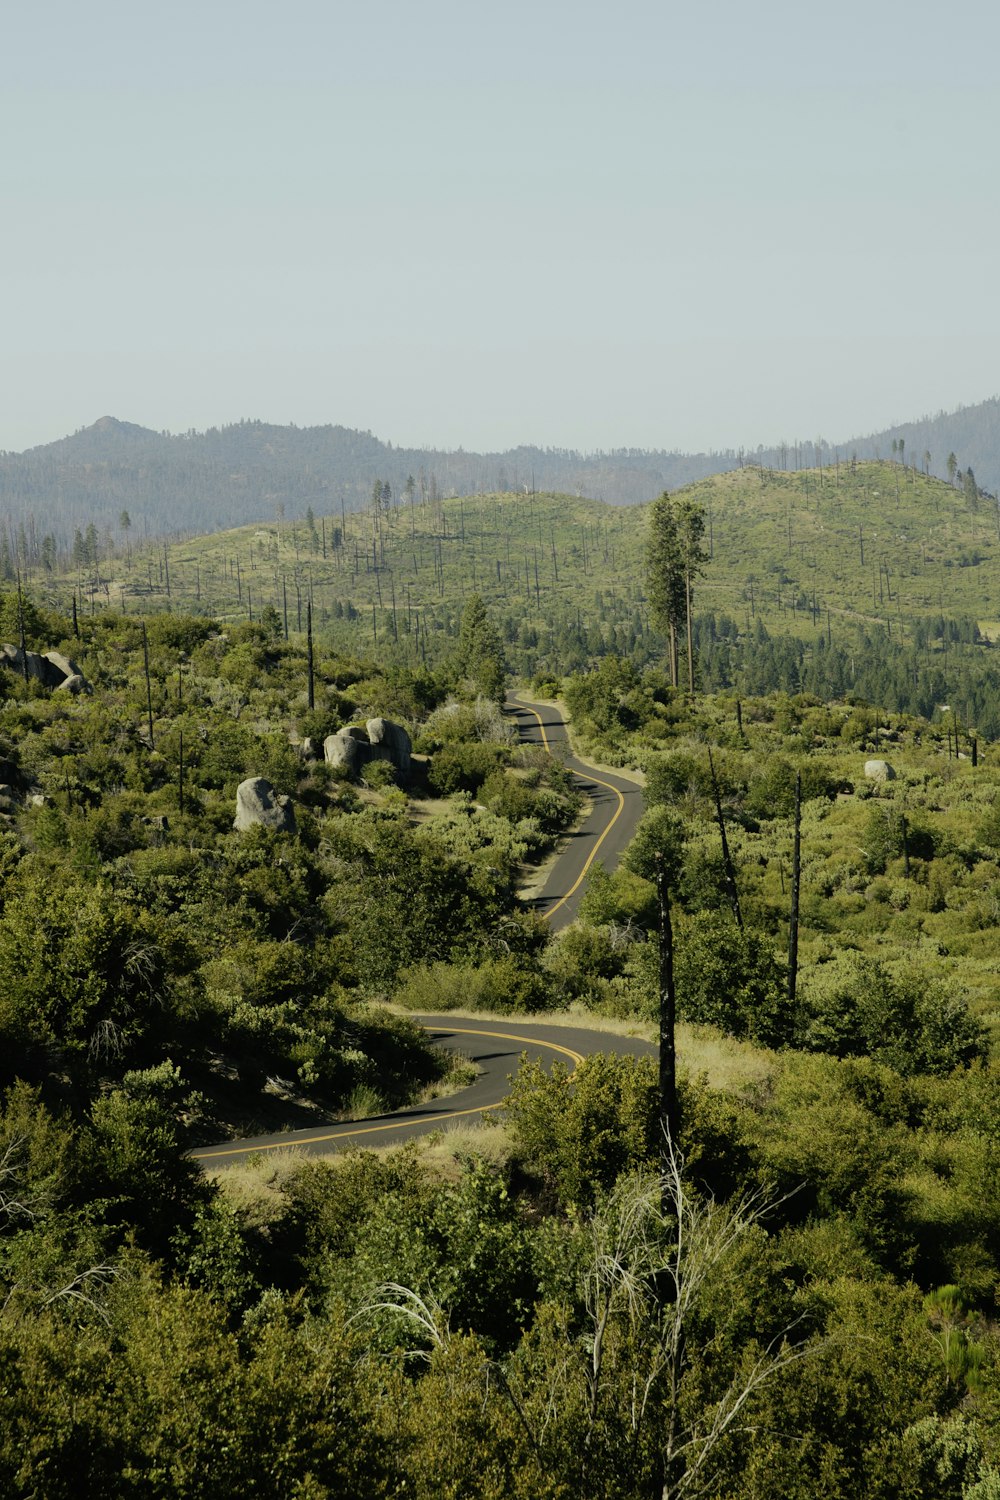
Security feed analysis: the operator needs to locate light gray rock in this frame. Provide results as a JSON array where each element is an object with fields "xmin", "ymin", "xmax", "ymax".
[
  {"xmin": 44, "ymin": 650, "xmax": 82, "ymax": 681},
  {"xmin": 323, "ymin": 718, "xmax": 413, "ymax": 779},
  {"xmin": 367, "ymin": 717, "xmax": 412, "ymax": 773},
  {"xmin": 0, "ymin": 644, "xmax": 89, "ymax": 692},
  {"xmin": 234, "ymin": 776, "xmax": 297, "ymax": 834},
  {"xmin": 2, "ymin": 648, "xmax": 55, "ymax": 685},
  {"xmin": 53, "ymin": 673, "xmax": 88, "ymax": 695},
  {"xmin": 299, "ymin": 737, "xmax": 318, "ymax": 761},
  {"xmin": 864, "ymin": 758, "xmax": 895, "ymax": 782},
  {"xmin": 324, "ymin": 730, "xmax": 369, "ymax": 774}
]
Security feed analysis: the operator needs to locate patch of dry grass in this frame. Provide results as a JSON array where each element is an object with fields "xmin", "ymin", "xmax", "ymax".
[
  {"xmin": 208, "ymin": 1149, "xmax": 306, "ymax": 1225},
  {"xmin": 410, "ymin": 1119, "xmax": 514, "ymax": 1183},
  {"xmin": 676, "ymin": 1022, "xmax": 779, "ymax": 1095}
]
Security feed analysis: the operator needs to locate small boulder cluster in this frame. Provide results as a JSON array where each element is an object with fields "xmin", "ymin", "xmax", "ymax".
[
  {"xmin": 0, "ymin": 646, "xmax": 89, "ymax": 695},
  {"xmin": 233, "ymin": 717, "xmax": 412, "ymax": 836},
  {"xmin": 323, "ymin": 717, "xmax": 412, "ymax": 777}
]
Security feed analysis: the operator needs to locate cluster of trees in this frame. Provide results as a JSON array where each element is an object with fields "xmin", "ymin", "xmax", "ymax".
[{"xmin": 689, "ymin": 615, "xmax": 1000, "ymax": 737}]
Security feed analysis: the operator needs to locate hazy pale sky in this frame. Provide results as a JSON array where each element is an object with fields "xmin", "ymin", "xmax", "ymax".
[{"xmin": 4, "ymin": 0, "xmax": 999, "ymax": 455}]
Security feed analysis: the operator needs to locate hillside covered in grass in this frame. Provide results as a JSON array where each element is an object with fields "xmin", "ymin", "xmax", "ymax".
[{"xmin": 36, "ymin": 456, "xmax": 1000, "ymax": 733}]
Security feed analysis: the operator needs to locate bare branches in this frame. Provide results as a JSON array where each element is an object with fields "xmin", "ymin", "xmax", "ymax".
[
  {"xmin": 0, "ymin": 1135, "xmax": 44, "ymax": 1227},
  {"xmin": 41, "ymin": 1264, "xmax": 118, "ymax": 1324},
  {"xmin": 3, "ymin": 1263, "xmax": 119, "ymax": 1327},
  {"xmin": 349, "ymin": 1282, "xmax": 449, "ymax": 1361}
]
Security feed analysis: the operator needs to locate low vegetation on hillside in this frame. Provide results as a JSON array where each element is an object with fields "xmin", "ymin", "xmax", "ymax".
[{"xmin": 1, "ymin": 569, "xmax": 1000, "ymax": 1495}]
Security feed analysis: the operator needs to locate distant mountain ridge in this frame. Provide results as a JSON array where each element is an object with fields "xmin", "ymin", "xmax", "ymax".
[
  {"xmin": 833, "ymin": 397, "xmax": 1000, "ymax": 492},
  {"xmin": 0, "ymin": 417, "xmax": 737, "ymax": 539},
  {"xmin": 4, "ymin": 396, "xmax": 1000, "ymax": 541}
]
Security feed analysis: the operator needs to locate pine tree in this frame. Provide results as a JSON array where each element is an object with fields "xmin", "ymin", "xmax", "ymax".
[
  {"xmin": 457, "ymin": 595, "xmax": 507, "ymax": 702},
  {"xmin": 646, "ymin": 493, "xmax": 707, "ymax": 689}
]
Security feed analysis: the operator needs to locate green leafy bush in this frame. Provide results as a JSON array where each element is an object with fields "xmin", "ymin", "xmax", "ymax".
[
  {"xmin": 801, "ymin": 956, "xmax": 986, "ymax": 1076},
  {"xmin": 394, "ymin": 956, "xmax": 549, "ymax": 1013}
]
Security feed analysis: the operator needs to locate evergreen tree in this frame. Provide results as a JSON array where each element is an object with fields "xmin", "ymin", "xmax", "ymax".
[
  {"xmin": 646, "ymin": 492, "xmax": 707, "ymax": 689},
  {"xmin": 457, "ymin": 595, "xmax": 507, "ymax": 702},
  {"xmin": 964, "ymin": 467, "xmax": 980, "ymax": 512}
]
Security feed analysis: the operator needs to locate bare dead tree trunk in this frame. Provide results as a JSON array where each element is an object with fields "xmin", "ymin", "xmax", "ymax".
[
  {"xmin": 685, "ymin": 569, "xmax": 695, "ymax": 692},
  {"xmin": 787, "ymin": 772, "xmax": 801, "ymax": 1011},
  {"xmin": 16, "ymin": 575, "xmax": 27, "ymax": 682},
  {"xmin": 142, "ymin": 621, "xmax": 154, "ymax": 750},
  {"xmin": 307, "ymin": 600, "xmax": 315, "ymax": 711},
  {"xmin": 656, "ymin": 852, "xmax": 678, "ymax": 1180},
  {"xmin": 708, "ymin": 747, "xmax": 742, "ymax": 929}
]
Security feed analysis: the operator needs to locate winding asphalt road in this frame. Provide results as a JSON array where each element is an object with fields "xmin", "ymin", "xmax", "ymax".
[
  {"xmin": 192, "ymin": 696, "xmax": 649, "ymax": 1167},
  {"xmin": 506, "ymin": 693, "xmax": 644, "ymax": 931},
  {"xmin": 192, "ymin": 1017, "xmax": 656, "ymax": 1165}
]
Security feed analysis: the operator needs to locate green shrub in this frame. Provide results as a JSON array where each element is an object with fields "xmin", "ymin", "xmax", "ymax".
[
  {"xmin": 503, "ymin": 1052, "xmax": 659, "ymax": 1209},
  {"xmin": 394, "ymin": 956, "xmax": 550, "ymax": 1014},
  {"xmin": 427, "ymin": 742, "xmax": 507, "ymax": 795},
  {"xmin": 636, "ymin": 912, "xmax": 792, "ymax": 1048},
  {"xmin": 800, "ymin": 956, "xmax": 987, "ymax": 1077}
]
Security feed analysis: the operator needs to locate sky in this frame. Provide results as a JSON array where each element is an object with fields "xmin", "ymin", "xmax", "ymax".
[{"xmin": 3, "ymin": 0, "xmax": 1000, "ymax": 456}]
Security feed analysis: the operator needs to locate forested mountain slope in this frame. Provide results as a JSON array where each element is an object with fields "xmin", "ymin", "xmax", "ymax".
[
  {"xmin": 7, "ymin": 394, "xmax": 1000, "ymax": 544},
  {"xmin": 0, "ymin": 415, "xmax": 733, "ymax": 538}
]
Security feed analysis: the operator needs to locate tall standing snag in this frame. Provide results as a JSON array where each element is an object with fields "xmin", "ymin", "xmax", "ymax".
[
  {"xmin": 656, "ymin": 851, "xmax": 678, "ymax": 1176},
  {"xmin": 787, "ymin": 771, "xmax": 802, "ymax": 1011},
  {"xmin": 306, "ymin": 600, "xmax": 315, "ymax": 712},
  {"xmin": 141, "ymin": 620, "xmax": 154, "ymax": 750},
  {"xmin": 708, "ymin": 746, "xmax": 742, "ymax": 930}
]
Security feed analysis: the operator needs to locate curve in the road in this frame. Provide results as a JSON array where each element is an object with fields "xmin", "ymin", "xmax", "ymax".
[
  {"xmin": 193, "ymin": 697, "xmax": 649, "ymax": 1165},
  {"xmin": 505, "ymin": 693, "xmax": 644, "ymax": 930},
  {"xmin": 192, "ymin": 1018, "xmax": 655, "ymax": 1166}
]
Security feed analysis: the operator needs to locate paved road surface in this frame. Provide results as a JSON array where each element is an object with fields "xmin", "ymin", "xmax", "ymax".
[
  {"xmin": 192, "ymin": 696, "xmax": 649, "ymax": 1167},
  {"xmin": 192, "ymin": 1016, "xmax": 655, "ymax": 1166},
  {"xmin": 506, "ymin": 693, "xmax": 644, "ymax": 930}
]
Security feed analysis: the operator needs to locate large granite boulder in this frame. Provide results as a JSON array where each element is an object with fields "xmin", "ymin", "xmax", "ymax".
[
  {"xmin": 324, "ymin": 730, "xmax": 370, "ymax": 775},
  {"xmin": 324, "ymin": 718, "xmax": 412, "ymax": 778},
  {"xmin": 234, "ymin": 777, "xmax": 297, "ymax": 834},
  {"xmin": 864, "ymin": 759, "xmax": 895, "ymax": 782},
  {"xmin": 0, "ymin": 645, "xmax": 90, "ymax": 693},
  {"xmin": 45, "ymin": 649, "xmax": 84, "ymax": 682},
  {"xmin": 367, "ymin": 717, "xmax": 412, "ymax": 774}
]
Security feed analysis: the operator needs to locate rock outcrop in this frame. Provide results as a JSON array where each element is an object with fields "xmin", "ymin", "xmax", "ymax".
[
  {"xmin": 234, "ymin": 777, "xmax": 297, "ymax": 834},
  {"xmin": 323, "ymin": 729, "xmax": 369, "ymax": 776},
  {"xmin": 324, "ymin": 718, "xmax": 412, "ymax": 779},
  {"xmin": 367, "ymin": 717, "xmax": 412, "ymax": 774},
  {"xmin": 0, "ymin": 645, "xmax": 90, "ymax": 693},
  {"xmin": 864, "ymin": 758, "xmax": 895, "ymax": 782}
]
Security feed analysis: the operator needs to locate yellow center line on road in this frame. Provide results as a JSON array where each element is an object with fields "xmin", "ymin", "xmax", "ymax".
[
  {"xmin": 513, "ymin": 696, "xmax": 627, "ymax": 920},
  {"xmin": 191, "ymin": 1026, "xmax": 585, "ymax": 1162}
]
